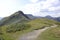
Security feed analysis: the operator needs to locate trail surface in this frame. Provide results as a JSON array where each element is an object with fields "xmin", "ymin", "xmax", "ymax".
[{"xmin": 18, "ymin": 25, "xmax": 57, "ymax": 40}]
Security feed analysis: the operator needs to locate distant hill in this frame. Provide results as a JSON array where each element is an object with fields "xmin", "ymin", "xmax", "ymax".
[
  {"xmin": 25, "ymin": 14, "xmax": 36, "ymax": 19},
  {"xmin": 25, "ymin": 14, "xmax": 60, "ymax": 22},
  {"xmin": 44, "ymin": 15, "xmax": 60, "ymax": 22},
  {"xmin": 55, "ymin": 17, "xmax": 60, "ymax": 22},
  {"xmin": 26, "ymin": 15, "xmax": 60, "ymax": 22},
  {"xmin": 0, "ymin": 11, "xmax": 30, "ymax": 26},
  {"xmin": 0, "ymin": 17, "xmax": 3, "ymax": 20},
  {"xmin": 45, "ymin": 15, "xmax": 54, "ymax": 19}
]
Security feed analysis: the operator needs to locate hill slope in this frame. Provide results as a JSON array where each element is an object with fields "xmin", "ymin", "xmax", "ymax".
[
  {"xmin": 0, "ymin": 11, "xmax": 30, "ymax": 26},
  {"xmin": 37, "ymin": 25, "xmax": 60, "ymax": 40},
  {"xmin": 0, "ymin": 11, "xmax": 60, "ymax": 40}
]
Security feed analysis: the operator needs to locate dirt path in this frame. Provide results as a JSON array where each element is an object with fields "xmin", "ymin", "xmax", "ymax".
[{"xmin": 18, "ymin": 25, "xmax": 57, "ymax": 40}]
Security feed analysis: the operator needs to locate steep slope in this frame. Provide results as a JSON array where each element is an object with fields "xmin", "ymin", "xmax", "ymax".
[
  {"xmin": 26, "ymin": 14, "xmax": 36, "ymax": 19},
  {"xmin": 0, "ymin": 11, "xmax": 30, "ymax": 26}
]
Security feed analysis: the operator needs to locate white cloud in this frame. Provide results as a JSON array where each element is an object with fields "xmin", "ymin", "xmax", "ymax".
[
  {"xmin": 21, "ymin": 3, "xmax": 41, "ymax": 15},
  {"xmin": 0, "ymin": 0, "xmax": 60, "ymax": 17},
  {"xmin": 48, "ymin": 6, "xmax": 60, "ymax": 11},
  {"xmin": 22, "ymin": 0, "xmax": 60, "ymax": 17},
  {"xmin": 0, "ymin": 0, "xmax": 22, "ymax": 17},
  {"xmin": 29, "ymin": 0, "xmax": 39, "ymax": 3},
  {"xmin": 40, "ymin": 0, "xmax": 59, "ymax": 9},
  {"xmin": 49, "ymin": 13, "xmax": 60, "ymax": 17}
]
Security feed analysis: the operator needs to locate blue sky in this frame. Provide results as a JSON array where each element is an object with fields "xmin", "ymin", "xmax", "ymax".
[{"xmin": 0, "ymin": 0, "xmax": 60, "ymax": 17}]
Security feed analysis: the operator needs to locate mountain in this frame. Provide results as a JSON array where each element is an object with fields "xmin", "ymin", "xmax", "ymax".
[
  {"xmin": 55, "ymin": 17, "xmax": 60, "ymax": 22},
  {"xmin": 26, "ymin": 14, "xmax": 60, "ymax": 22},
  {"xmin": 24, "ymin": 14, "xmax": 60, "ymax": 22},
  {"xmin": 0, "ymin": 17, "xmax": 3, "ymax": 20},
  {"xmin": 0, "ymin": 11, "xmax": 60, "ymax": 40},
  {"xmin": 26, "ymin": 14, "xmax": 36, "ymax": 19},
  {"xmin": 45, "ymin": 15, "xmax": 54, "ymax": 19},
  {"xmin": 45, "ymin": 15, "xmax": 60, "ymax": 22},
  {"xmin": 0, "ymin": 11, "xmax": 30, "ymax": 26}
]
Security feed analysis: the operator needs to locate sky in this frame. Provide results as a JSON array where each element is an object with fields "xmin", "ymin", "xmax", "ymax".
[{"xmin": 0, "ymin": 0, "xmax": 60, "ymax": 17}]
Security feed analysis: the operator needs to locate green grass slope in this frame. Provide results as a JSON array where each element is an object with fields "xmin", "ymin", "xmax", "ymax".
[
  {"xmin": 37, "ymin": 25, "xmax": 60, "ymax": 40},
  {"xmin": 0, "ymin": 11, "xmax": 31, "ymax": 40},
  {"xmin": 0, "ymin": 23, "xmax": 31, "ymax": 40},
  {"xmin": 0, "ymin": 18, "xmax": 58, "ymax": 40},
  {"xmin": 28, "ymin": 18, "xmax": 58, "ymax": 30},
  {"xmin": 0, "ymin": 11, "xmax": 59, "ymax": 40}
]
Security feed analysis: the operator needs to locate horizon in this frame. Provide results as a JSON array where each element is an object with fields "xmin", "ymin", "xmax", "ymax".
[
  {"xmin": 0, "ymin": 11, "xmax": 59, "ymax": 18},
  {"xmin": 0, "ymin": 0, "xmax": 60, "ymax": 17}
]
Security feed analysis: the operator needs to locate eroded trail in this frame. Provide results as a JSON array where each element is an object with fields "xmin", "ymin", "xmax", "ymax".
[{"xmin": 18, "ymin": 25, "xmax": 57, "ymax": 40}]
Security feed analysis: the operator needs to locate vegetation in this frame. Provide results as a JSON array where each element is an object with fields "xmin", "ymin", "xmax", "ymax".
[
  {"xmin": 0, "ymin": 11, "xmax": 31, "ymax": 40},
  {"xmin": 0, "ymin": 23, "xmax": 31, "ymax": 40},
  {"xmin": 0, "ymin": 18, "xmax": 58, "ymax": 40},
  {"xmin": 37, "ymin": 25, "xmax": 60, "ymax": 40},
  {"xmin": 6, "ymin": 23, "xmax": 31, "ymax": 33},
  {"xmin": 28, "ymin": 18, "xmax": 58, "ymax": 30},
  {"xmin": 0, "ymin": 11, "xmax": 60, "ymax": 40}
]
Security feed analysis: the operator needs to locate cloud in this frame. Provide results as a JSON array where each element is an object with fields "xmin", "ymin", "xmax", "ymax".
[
  {"xmin": 22, "ymin": 3, "xmax": 41, "ymax": 14},
  {"xmin": 48, "ymin": 6, "xmax": 60, "ymax": 11},
  {"xmin": 21, "ymin": 0, "xmax": 60, "ymax": 17},
  {"xmin": 0, "ymin": 0, "xmax": 60, "ymax": 17},
  {"xmin": 29, "ymin": 0, "xmax": 39, "ymax": 3},
  {"xmin": 0, "ymin": 0, "xmax": 26, "ymax": 17}
]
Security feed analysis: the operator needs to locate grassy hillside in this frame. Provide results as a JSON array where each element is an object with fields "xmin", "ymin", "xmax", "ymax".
[
  {"xmin": 0, "ymin": 11, "xmax": 59, "ymax": 40},
  {"xmin": 0, "ymin": 11, "xmax": 31, "ymax": 40},
  {"xmin": 37, "ymin": 25, "xmax": 60, "ymax": 40},
  {"xmin": 0, "ymin": 18, "xmax": 58, "ymax": 40},
  {"xmin": 0, "ymin": 23, "xmax": 31, "ymax": 40},
  {"xmin": 28, "ymin": 18, "xmax": 58, "ymax": 30}
]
